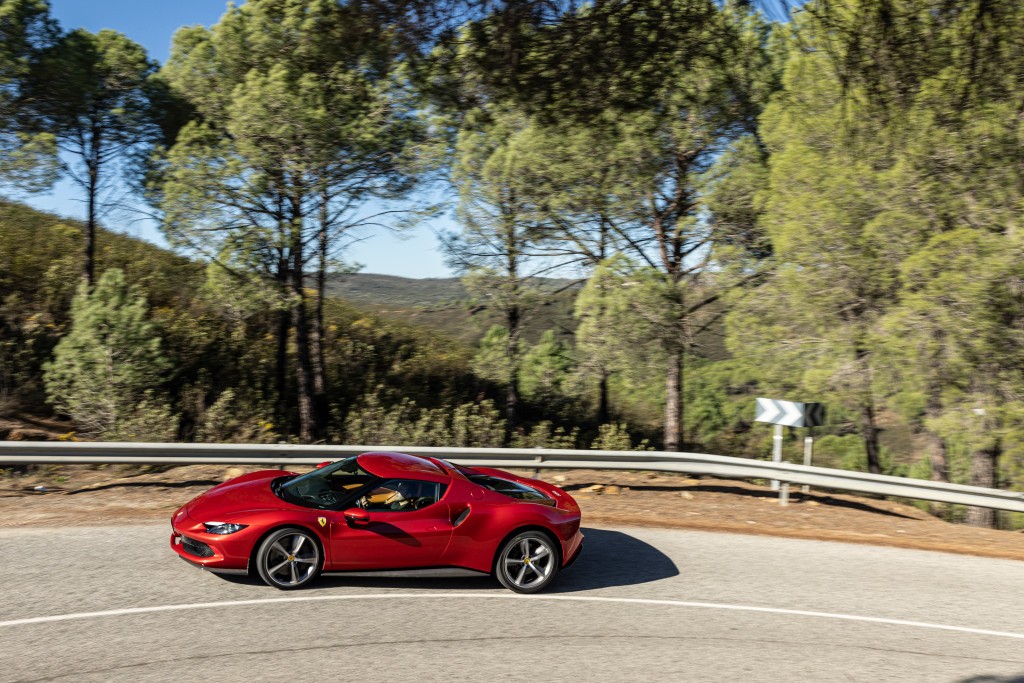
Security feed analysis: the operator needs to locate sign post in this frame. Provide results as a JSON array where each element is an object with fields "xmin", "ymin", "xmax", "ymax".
[{"xmin": 755, "ymin": 398, "xmax": 825, "ymax": 504}]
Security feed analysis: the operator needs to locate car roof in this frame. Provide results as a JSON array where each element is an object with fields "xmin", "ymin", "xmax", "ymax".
[{"xmin": 356, "ymin": 451, "xmax": 450, "ymax": 483}]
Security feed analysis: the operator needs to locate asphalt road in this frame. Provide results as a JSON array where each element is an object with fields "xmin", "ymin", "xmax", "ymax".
[{"xmin": 2, "ymin": 524, "xmax": 1024, "ymax": 682}]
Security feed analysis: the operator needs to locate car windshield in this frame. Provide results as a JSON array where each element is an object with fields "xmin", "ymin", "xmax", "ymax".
[{"xmin": 275, "ymin": 457, "xmax": 375, "ymax": 510}]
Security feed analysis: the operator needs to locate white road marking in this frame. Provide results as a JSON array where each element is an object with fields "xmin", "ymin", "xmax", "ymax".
[{"xmin": 2, "ymin": 593, "xmax": 1024, "ymax": 640}]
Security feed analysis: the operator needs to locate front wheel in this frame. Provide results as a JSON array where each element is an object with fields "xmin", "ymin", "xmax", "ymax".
[
  {"xmin": 255, "ymin": 528, "xmax": 321, "ymax": 590},
  {"xmin": 495, "ymin": 531, "xmax": 559, "ymax": 593}
]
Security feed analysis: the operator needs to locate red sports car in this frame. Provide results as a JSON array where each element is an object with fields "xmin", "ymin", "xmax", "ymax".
[{"xmin": 170, "ymin": 451, "xmax": 583, "ymax": 593}]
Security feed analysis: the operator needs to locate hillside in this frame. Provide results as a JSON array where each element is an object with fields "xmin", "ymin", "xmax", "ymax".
[
  {"xmin": 326, "ymin": 272, "xmax": 582, "ymax": 344},
  {"xmin": 0, "ymin": 200, "xmax": 202, "ymax": 414},
  {"xmin": 0, "ymin": 199, "xmax": 726, "ymax": 354},
  {"xmin": 325, "ymin": 273, "xmax": 473, "ymax": 308},
  {"xmin": 0, "ymin": 200, "xmax": 201, "ymax": 306},
  {"xmin": 0, "ymin": 198, "xmax": 578, "ymax": 347},
  {"xmin": 326, "ymin": 272, "xmax": 729, "ymax": 359},
  {"xmin": 0, "ymin": 201, "xmax": 482, "ymax": 424}
]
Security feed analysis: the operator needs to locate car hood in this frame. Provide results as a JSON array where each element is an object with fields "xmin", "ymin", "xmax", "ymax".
[{"xmin": 186, "ymin": 470, "xmax": 292, "ymax": 522}]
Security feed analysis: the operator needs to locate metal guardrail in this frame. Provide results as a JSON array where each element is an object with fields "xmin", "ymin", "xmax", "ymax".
[{"xmin": 2, "ymin": 441, "xmax": 1024, "ymax": 513}]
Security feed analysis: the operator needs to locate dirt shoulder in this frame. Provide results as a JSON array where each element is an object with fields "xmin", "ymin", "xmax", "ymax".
[{"xmin": 1, "ymin": 464, "xmax": 1023, "ymax": 562}]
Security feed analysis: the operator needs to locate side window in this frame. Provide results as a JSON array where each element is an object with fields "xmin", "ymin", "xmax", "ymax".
[{"xmin": 358, "ymin": 479, "xmax": 447, "ymax": 512}]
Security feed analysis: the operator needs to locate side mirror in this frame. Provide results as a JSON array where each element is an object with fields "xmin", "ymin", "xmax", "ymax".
[
  {"xmin": 344, "ymin": 508, "xmax": 370, "ymax": 525},
  {"xmin": 316, "ymin": 461, "xmax": 331, "ymax": 469}
]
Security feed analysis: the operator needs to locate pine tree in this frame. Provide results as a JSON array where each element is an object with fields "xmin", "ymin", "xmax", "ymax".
[
  {"xmin": 726, "ymin": 12, "xmax": 917, "ymax": 475},
  {"xmin": 0, "ymin": 0, "xmax": 58, "ymax": 190},
  {"xmin": 160, "ymin": 0, "xmax": 426, "ymax": 442},
  {"xmin": 25, "ymin": 28, "xmax": 159, "ymax": 286},
  {"xmin": 520, "ymin": 330, "xmax": 573, "ymax": 405},
  {"xmin": 443, "ymin": 109, "xmax": 553, "ymax": 437},
  {"xmin": 44, "ymin": 268, "xmax": 173, "ymax": 440}
]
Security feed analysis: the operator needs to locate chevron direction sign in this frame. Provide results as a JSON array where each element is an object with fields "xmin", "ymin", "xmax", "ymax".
[{"xmin": 755, "ymin": 398, "xmax": 825, "ymax": 428}]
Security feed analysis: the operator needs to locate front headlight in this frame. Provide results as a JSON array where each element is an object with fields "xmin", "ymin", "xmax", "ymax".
[{"xmin": 203, "ymin": 522, "xmax": 248, "ymax": 535}]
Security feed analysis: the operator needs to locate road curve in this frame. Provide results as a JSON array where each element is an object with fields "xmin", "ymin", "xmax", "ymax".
[{"xmin": 2, "ymin": 524, "xmax": 1024, "ymax": 682}]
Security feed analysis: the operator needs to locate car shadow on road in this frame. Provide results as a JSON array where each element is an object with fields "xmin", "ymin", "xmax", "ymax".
[
  {"xmin": 213, "ymin": 527, "xmax": 677, "ymax": 593},
  {"xmin": 547, "ymin": 527, "xmax": 679, "ymax": 593},
  {"xmin": 958, "ymin": 676, "xmax": 1024, "ymax": 683}
]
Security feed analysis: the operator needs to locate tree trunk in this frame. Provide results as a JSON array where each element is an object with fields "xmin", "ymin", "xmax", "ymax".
[
  {"xmin": 925, "ymin": 431, "xmax": 949, "ymax": 482},
  {"xmin": 274, "ymin": 251, "xmax": 290, "ymax": 432},
  {"xmin": 309, "ymin": 192, "xmax": 330, "ymax": 434},
  {"xmin": 923, "ymin": 403, "xmax": 950, "ymax": 516},
  {"xmin": 922, "ymin": 393, "xmax": 949, "ymax": 482},
  {"xmin": 664, "ymin": 348, "xmax": 682, "ymax": 451},
  {"xmin": 274, "ymin": 307, "xmax": 289, "ymax": 425},
  {"xmin": 84, "ymin": 134, "xmax": 99, "ymax": 288},
  {"xmin": 926, "ymin": 436, "xmax": 950, "ymax": 518},
  {"xmin": 859, "ymin": 401, "xmax": 882, "ymax": 474},
  {"xmin": 505, "ymin": 303, "xmax": 521, "ymax": 440},
  {"xmin": 289, "ymin": 199, "xmax": 318, "ymax": 443},
  {"xmin": 598, "ymin": 370, "xmax": 610, "ymax": 425},
  {"xmin": 290, "ymin": 286, "xmax": 316, "ymax": 443},
  {"xmin": 966, "ymin": 441, "xmax": 1000, "ymax": 528},
  {"xmin": 596, "ymin": 218, "xmax": 610, "ymax": 426}
]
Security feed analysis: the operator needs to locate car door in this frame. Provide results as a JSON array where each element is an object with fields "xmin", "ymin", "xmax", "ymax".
[{"xmin": 328, "ymin": 478, "xmax": 453, "ymax": 570}]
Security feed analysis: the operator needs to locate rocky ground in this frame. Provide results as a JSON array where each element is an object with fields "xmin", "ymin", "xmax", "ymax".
[
  {"xmin": 0, "ymin": 413, "xmax": 73, "ymax": 442},
  {"xmin": 2, "ymin": 462, "xmax": 1023, "ymax": 562}
]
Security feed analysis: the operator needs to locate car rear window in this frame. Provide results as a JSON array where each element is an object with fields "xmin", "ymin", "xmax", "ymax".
[{"xmin": 469, "ymin": 475, "xmax": 553, "ymax": 504}]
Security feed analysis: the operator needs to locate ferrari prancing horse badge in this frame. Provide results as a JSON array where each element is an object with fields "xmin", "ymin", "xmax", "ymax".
[{"xmin": 318, "ymin": 517, "xmax": 327, "ymax": 527}]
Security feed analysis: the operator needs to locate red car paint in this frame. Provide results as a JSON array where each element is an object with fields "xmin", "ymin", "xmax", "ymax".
[{"xmin": 170, "ymin": 451, "xmax": 583, "ymax": 582}]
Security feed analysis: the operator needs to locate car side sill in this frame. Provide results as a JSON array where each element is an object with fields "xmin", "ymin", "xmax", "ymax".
[{"xmin": 321, "ymin": 567, "xmax": 489, "ymax": 579}]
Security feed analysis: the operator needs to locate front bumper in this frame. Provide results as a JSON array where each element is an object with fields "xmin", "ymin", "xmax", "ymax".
[{"xmin": 170, "ymin": 508, "xmax": 254, "ymax": 574}]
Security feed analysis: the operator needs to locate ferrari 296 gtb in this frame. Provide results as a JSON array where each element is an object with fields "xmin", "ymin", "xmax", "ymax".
[{"xmin": 170, "ymin": 451, "xmax": 583, "ymax": 593}]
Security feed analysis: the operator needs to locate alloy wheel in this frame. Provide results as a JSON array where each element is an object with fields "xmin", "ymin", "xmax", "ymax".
[
  {"xmin": 257, "ymin": 529, "xmax": 320, "ymax": 589},
  {"xmin": 497, "ymin": 532, "xmax": 558, "ymax": 593}
]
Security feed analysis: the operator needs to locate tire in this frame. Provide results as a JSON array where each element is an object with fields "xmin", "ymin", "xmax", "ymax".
[
  {"xmin": 495, "ymin": 530, "xmax": 559, "ymax": 593},
  {"xmin": 255, "ymin": 527, "xmax": 322, "ymax": 590}
]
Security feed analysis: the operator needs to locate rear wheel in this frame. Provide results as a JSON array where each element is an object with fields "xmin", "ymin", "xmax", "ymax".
[
  {"xmin": 495, "ymin": 530, "xmax": 559, "ymax": 593},
  {"xmin": 255, "ymin": 528, "xmax": 321, "ymax": 590}
]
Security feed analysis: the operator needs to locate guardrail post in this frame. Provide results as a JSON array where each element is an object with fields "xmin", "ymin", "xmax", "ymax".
[
  {"xmin": 802, "ymin": 436, "xmax": 813, "ymax": 494},
  {"xmin": 780, "ymin": 482, "xmax": 789, "ymax": 506},
  {"xmin": 771, "ymin": 424, "xmax": 782, "ymax": 491}
]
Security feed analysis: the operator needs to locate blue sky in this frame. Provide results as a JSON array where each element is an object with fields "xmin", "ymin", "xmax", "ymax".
[{"xmin": 23, "ymin": 0, "xmax": 454, "ymax": 279}]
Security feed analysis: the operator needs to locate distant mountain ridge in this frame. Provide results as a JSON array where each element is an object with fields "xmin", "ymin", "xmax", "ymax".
[
  {"xmin": 324, "ymin": 272, "xmax": 726, "ymax": 357},
  {"xmin": 325, "ymin": 273, "xmax": 579, "ymax": 308},
  {"xmin": 325, "ymin": 272, "xmax": 581, "ymax": 343},
  {"xmin": 325, "ymin": 273, "xmax": 470, "ymax": 308}
]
